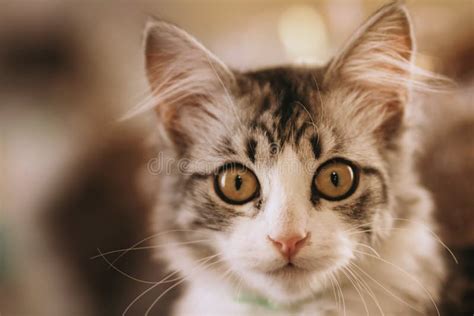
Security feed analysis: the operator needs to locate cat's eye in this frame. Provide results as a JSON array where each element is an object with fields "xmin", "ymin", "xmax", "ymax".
[
  {"xmin": 313, "ymin": 159, "xmax": 359, "ymax": 201},
  {"xmin": 214, "ymin": 163, "xmax": 259, "ymax": 205}
]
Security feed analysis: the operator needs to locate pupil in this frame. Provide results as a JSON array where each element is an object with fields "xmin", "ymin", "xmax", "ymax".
[
  {"xmin": 235, "ymin": 175, "xmax": 243, "ymax": 191},
  {"xmin": 330, "ymin": 171, "xmax": 339, "ymax": 187}
]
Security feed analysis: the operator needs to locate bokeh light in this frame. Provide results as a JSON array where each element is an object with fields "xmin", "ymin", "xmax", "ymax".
[{"xmin": 278, "ymin": 5, "xmax": 329, "ymax": 64}]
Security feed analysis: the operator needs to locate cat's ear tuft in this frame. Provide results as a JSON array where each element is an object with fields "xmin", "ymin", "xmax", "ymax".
[
  {"xmin": 137, "ymin": 19, "xmax": 235, "ymax": 153},
  {"xmin": 144, "ymin": 19, "xmax": 233, "ymax": 92},
  {"xmin": 325, "ymin": 2, "xmax": 414, "ymax": 99}
]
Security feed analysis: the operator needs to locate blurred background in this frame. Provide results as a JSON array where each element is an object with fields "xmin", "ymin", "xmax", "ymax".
[{"xmin": 1, "ymin": 0, "xmax": 473, "ymax": 315}]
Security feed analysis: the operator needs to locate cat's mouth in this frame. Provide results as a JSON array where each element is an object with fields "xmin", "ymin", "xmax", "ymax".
[{"xmin": 266, "ymin": 262, "xmax": 309, "ymax": 277}]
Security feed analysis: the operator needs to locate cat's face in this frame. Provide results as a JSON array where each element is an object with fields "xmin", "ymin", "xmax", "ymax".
[{"xmin": 143, "ymin": 3, "xmax": 417, "ymax": 304}]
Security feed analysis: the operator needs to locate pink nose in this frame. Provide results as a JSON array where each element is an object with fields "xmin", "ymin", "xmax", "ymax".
[{"xmin": 268, "ymin": 233, "xmax": 309, "ymax": 259}]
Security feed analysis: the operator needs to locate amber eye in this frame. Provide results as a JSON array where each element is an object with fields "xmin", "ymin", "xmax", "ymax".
[
  {"xmin": 313, "ymin": 159, "xmax": 359, "ymax": 201},
  {"xmin": 214, "ymin": 163, "xmax": 259, "ymax": 205}
]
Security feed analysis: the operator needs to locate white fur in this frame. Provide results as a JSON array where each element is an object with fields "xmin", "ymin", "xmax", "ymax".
[{"xmin": 143, "ymin": 3, "xmax": 446, "ymax": 316}]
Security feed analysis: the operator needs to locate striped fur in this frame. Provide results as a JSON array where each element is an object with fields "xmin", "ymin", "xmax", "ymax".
[{"xmin": 139, "ymin": 2, "xmax": 446, "ymax": 315}]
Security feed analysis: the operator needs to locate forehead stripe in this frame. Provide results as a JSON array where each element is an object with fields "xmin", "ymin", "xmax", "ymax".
[
  {"xmin": 310, "ymin": 134, "xmax": 322, "ymax": 159},
  {"xmin": 246, "ymin": 138, "xmax": 258, "ymax": 163},
  {"xmin": 251, "ymin": 121, "xmax": 275, "ymax": 146}
]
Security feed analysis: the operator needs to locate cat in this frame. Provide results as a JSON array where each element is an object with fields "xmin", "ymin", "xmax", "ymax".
[{"xmin": 137, "ymin": 2, "xmax": 447, "ymax": 315}]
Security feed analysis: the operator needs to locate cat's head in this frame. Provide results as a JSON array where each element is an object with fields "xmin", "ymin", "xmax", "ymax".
[{"xmin": 143, "ymin": 2, "xmax": 425, "ymax": 304}]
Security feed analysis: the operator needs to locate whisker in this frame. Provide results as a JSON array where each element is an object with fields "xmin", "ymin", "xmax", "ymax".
[
  {"xmin": 354, "ymin": 250, "xmax": 440, "ymax": 316},
  {"xmin": 122, "ymin": 253, "xmax": 220, "ymax": 316},
  {"xmin": 220, "ymin": 266, "xmax": 235, "ymax": 285},
  {"xmin": 332, "ymin": 272, "xmax": 347, "ymax": 316},
  {"xmin": 345, "ymin": 218, "xmax": 457, "ymax": 265},
  {"xmin": 346, "ymin": 264, "xmax": 385, "ymax": 316},
  {"xmin": 123, "ymin": 281, "xmax": 162, "ymax": 316},
  {"xmin": 341, "ymin": 267, "xmax": 370, "ymax": 316},
  {"xmin": 328, "ymin": 273, "xmax": 341, "ymax": 313},
  {"xmin": 96, "ymin": 248, "xmax": 159, "ymax": 284},
  {"xmin": 235, "ymin": 275, "xmax": 244, "ymax": 300},
  {"xmin": 327, "ymin": 273, "xmax": 340, "ymax": 311},
  {"xmin": 355, "ymin": 242, "xmax": 381, "ymax": 258},
  {"xmin": 391, "ymin": 218, "xmax": 458, "ymax": 264},
  {"xmin": 344, "ymin": 222, "xmax": 374, "ymax": 233},
  {"xmin": 91, "ymin": 239, "xmax": 211, "ymax": 259},
  {"xmin": 121, "ymin": 269, "xmax": 184, "ymax": 316},
  {"xmin": 349, "ymin": 224, "xmax": 458, "ymax": 265},
  {"xmin": 347, "ymin": 229, "xmax": 374, "ymax": 236},
  {"xmin": 89, "ymin": 228, "xmax": 209, "ymax": 262},
  {"xmin": 144, "ymin": 257, "xmax": 226, "ymax": 315},
  {"xmin": 350, "ymin": 262, "xmax": 423, "ymax": 313}
]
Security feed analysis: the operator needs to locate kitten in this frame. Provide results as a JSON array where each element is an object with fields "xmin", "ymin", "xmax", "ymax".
[{"xmin": 139, "ymin": 2, "xmax": 446, "ymax": 315}]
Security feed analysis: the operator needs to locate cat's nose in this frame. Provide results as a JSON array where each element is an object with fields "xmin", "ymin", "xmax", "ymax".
[{"xmin": 267, "ymin": 232, "xmax": 309, "ymax": 260}]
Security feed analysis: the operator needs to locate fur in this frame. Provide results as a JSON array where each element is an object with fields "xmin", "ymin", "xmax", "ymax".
[{"xmin": 137, "ymin": 2, "xmax": 447, "ymax": 315}]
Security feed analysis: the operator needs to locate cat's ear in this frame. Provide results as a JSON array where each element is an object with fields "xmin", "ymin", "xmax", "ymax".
[
  {"xmin": 324, "ymin": 2, "xmax": 418, "ymax": 143},
  {"xmin": 145, "ymin": 19, "xmax": 233, "ymax": 91},
  {"xmin": 142, "ymin": 19, "xmax": 235, "ymax": 153},
  {"xmin": 325, "ymin": 2, "xmax": 414, "ymax": 100}
]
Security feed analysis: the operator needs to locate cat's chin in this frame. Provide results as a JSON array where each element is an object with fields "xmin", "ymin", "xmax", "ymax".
[
  {"xmin": 264, "ymin": 262, "xmax": 312, "ymax": 280},
  {"xmin": 238, "ymin": 265, "xmax": 326, "ymax": 305}
]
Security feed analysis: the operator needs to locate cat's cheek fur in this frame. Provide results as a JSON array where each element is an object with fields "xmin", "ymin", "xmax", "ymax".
[{"xmin": 219, "ymin": 210, "xmax": 356, "ymax": 304}]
